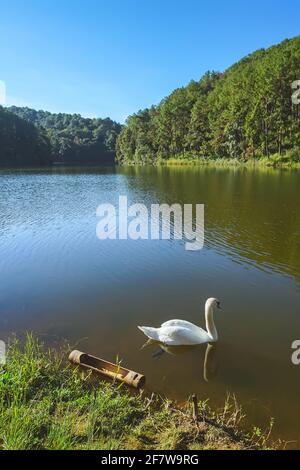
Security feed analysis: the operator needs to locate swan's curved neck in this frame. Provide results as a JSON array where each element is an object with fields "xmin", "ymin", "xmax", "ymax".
[{"xmin": 205, "ymin": 304, "xmax": 218, "ymax": 342}]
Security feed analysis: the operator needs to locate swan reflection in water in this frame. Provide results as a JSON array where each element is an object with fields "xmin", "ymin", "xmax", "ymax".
[{"xmin": 142, "ymin": 340, "xmax": 218, "ymax": 382}]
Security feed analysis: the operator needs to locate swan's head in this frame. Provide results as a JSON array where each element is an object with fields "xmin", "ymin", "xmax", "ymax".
[{"xmin": 206, "ymin": 298, "xmax": 221, "ymax": 310}]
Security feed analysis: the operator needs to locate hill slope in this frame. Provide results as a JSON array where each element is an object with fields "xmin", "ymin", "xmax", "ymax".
[
  {"xmin": 0, "ymin": 106, "xmax": 52, "ymax": 167},
  {"xmin": 4, "ymin": 107, "xmax": 122, "ymax": 166},
  {"xmin": 117, "ymin": 36, "xmax": 300, "ymax": 164}
]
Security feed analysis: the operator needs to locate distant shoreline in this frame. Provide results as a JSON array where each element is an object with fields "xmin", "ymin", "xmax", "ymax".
[
  {"xmin": 118, "ymin": 155, "xmax": 300, "ymax": 170},
  {"xmin": 159, "ymin": 157, "xmax": 300, "ymax": 169}
]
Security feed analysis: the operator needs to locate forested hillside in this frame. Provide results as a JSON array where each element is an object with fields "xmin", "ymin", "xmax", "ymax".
[
  {"xmin": 0, "ymin": 106, "xmax": 52, "ymax": 167},
  {"xmin": 117, "ymin": 36, "xmax": 300, "ymax": 164},
  {"xmin": 7, "ymin": 107, "xmax": 122, "ymax": 165}
]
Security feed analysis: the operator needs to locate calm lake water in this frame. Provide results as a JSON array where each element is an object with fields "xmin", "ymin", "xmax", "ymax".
[{"xmin": 0, "ymin": 165, "xmax": 300, "ymax": 445}]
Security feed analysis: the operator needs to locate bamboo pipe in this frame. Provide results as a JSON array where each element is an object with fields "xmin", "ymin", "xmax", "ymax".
[{"xmin": 69, "ymin": 350, "xmax": 146, "ymax": 389}]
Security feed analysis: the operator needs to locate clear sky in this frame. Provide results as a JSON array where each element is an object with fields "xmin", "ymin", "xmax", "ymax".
[{"xmin": 1, "ymin": 0, "xmax": 299, "ymax": 122}]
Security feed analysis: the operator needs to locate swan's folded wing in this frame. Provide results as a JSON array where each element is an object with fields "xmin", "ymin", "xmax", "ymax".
[
  {"xmin": 158, "ymin": 326, "xmax": 210, "ymax": 346},
  {"xmin": 161, "ymin": 319, "xmax": 198, "ymax": 329}
]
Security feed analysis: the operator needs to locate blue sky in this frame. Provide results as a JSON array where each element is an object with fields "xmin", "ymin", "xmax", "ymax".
[{"xmin": 1, "ymin": 0, "xmax": 299, "ymax": 122}]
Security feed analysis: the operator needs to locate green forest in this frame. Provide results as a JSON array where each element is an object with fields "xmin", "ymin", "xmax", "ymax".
[
  {"xmin": 117, "ymin": 36, "xmax": 300, "ymax": 165},
  {"xmin": 0, "ymin": 106, "xmax": 122, "ymax": 167},
  {"xmin": 0, "ymin": 107, "xmax": 52, "ymax": 167}
]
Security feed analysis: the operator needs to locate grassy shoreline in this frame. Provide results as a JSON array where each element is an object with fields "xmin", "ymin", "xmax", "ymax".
[
  {"xmin": 161, "ymin": 156, "xmax": 300, "ymax": 169},
  {"xmin": 118, "ymin": 152, "xmax": 300, "ymax": 169},
  {"xmin": 0, "ymin": 335, "xmax": 278, "ymax": 450}
]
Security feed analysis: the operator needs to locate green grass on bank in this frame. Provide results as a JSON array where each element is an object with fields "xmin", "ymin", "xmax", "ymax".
[
  {"xmin": 119, "ymin": 149, "xmax": 300, "ymax": 169},
  {"xmin": 0, "ymin": 335, "xmax": 277, "ymax": 450},
  {"xmin": 156, "ymin": 151, "xmax": 300, "ymax": 169}
]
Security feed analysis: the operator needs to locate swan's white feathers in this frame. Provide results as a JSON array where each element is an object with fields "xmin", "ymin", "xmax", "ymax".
[
  {"xmin": 138, "ymin": 325, "xmax": 211, "ymax": 346},
  {"xmin": 138, "ymin": 326, "xmax": 160, "ymax": 341},
  {"xmin": 158, "ymin": 326, "xmax": 211, "ymax": 345}
]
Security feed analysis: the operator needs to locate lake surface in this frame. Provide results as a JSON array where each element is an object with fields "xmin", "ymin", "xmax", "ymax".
[{"xmin": 0, "ymin": 165, "xmax": 300, "ymax": 446}]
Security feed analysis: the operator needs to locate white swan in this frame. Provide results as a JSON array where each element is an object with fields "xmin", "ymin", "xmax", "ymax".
[{"xmin": 138, "ymin": 298, "xmax": 221, "ymax": 346}]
